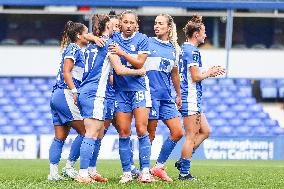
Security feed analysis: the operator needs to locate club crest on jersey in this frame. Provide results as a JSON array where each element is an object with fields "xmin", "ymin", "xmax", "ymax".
[
  {"xmin": 159, "ymin": 58, "xmax": 171, "ymax": 72},
  {"xmin": 130, "ymin": 45, "xmax": 136, "ymax": 51},
  {"xmin": 192, "ymin": 51, "xmax": 199, "ymax": 62}
]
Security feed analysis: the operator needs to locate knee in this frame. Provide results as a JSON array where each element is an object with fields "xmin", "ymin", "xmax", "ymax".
[
  {"xmin": 119, "ymin": 128, "xmax": 131, "ymax": 137},
  {"xmin": 171, "ymin": 130, "xmax": 183, "ymax": 142},
  {"xmin": 135, "ymin": 123, "xmax": 147, "ymax": 137}
]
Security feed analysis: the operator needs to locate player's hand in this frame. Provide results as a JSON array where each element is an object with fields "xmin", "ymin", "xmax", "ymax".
[
  {"xmin": 94, "ymin": 37, "xmax": 106, "ymax": 47},
  {"xmin": 207, "ymin": 65, "xmax": 225, "ymax": 77},
  {"xmin": 137, "ymin": 67, "xmax": 146, "ymax": 76},
  {"xmin": 176, "ymin": 95, "xmax": 182, "ymax": 110},
  {"xmin": 109, "ymin": 44, "xmax": 125, "ymax": 56},
  {"xmin": 72, "ymin": 93, "xmax": 78, "ymax": 106}
]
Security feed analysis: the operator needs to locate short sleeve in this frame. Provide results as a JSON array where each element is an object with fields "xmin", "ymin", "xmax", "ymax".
[
  {"xmin": 184, "ymin": 50, "xmax": 200, "ymax": 67},
  {"xmin": 64, "ymin": 45, "xmax": 77, "ymax": 61},
  {"xmin": 138, "ymin": 34, "xmax": 150, "ymax": 54}
]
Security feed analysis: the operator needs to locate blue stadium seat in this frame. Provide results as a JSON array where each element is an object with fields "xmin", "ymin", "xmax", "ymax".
[
  {"xmin": 255, "ymin": 112, "xmax": 269, "ymax": 120},
  {"xmin": 215, "ymin": 104, "xmax": 228, "ymax": 113},
  {"xmin": 264, "ymin": 119, "xmax": 279, "ymax": 127},
  {"xmin": 22, "ymin": 38, "xmax": 41, "ymax": 46},
  {"xmin": 18, "ymin": 126, "xmax": 34, "ymax": 134},
  {"xmin": 206, "ymin": 111, "xmax": 218, "ymax": 120},
  {"xmin": 0, "ymin": 98, "xmax": 10, "ymax": 105},
  {"xmin": 210, "ymin": 118, "xmax": 227, "ymax": 127},
  {"xmin": 8, "ymin": 112, "xmax": 23, "ymax": 120},
  {"xmin": 210, "ymin": 85, "xmax": 222, "ymax": 92},
  {"xmin": 26, "ymin": 112, "xmax": 41, "ymax": 120},
  {"xmin": 0, "ymin": 126, "xmax": 15, "ymax": 134},
  {"xmin": 37, "ymin": 105, "xmax": 50, "ymax": 113},
  {"xmin": 37, "ymin": 126, "xmax": 52, "ymax": 134},
  {"xmin": 229, "ymin": 118, "xmax": 244, "ymax": 127},
  {"xmin": 271, "ymin": 127, "xmax": 284, "ymax": 135},
  {"xmin": 202, "ymin": 78, "xmax": 217, "ymax": 86},
  {"xmin": 277, "ymin": 79, "xmax": 284, "ymax": 98},
  {"xmin": 3, "ymin": 85, "xmax": 16, "ymax": 91},
  {"xmin": 43, "ymin": 91, "xmax": 52, "ymax": 98},
  {"xmin": 245, "ymin": 119, "xmax": 263, "ymax": 127},
  {"xmin": 30, "ymin": 78, "xmax": 47, "ymax": 85},
  {"xmin": 0, "ymin": 78, "xmax": 12, "ymax": 85},
  {"xmin": 33, "ymin": 97, "xmax": 47, "ymax": 105},
  {"xmin": 232, "ymin": 104, "xmax": 247, "ymax": 112},
  {"xmin": 240, "ymin": 97, "xmax": 256, "ymax": 105},
  {"xmin": 207, "ymin": 97, "xmax": 220, "ymax": 106},
  {"xmin": 21, "ymin": 84, "xmax": 36, "ymax": 91},
  {"xmin": 13, "ymin": 78, "xmax": 30, "ymax": 84},
  {"xmin": 42, "ymin": 112, "xmax": 52, "ymax": 120},
  {"xmin": 222, "ymin": 111, "xmax": 236, "ymax": 120},
  {"xmin": 1, "ymin": 105, "xmax": 15, "ymax": 112},
  {"xmin": 19, "ymin": 105, "xmax": 34, "ymax": 113},
  {"xmin": 12, "ymin": 119, "xmax": 28, "ymax": 127},
  {"xmin": 216, "ymin": 126, "xmax": 235, "ymax": 136},
  {"xmin": 235, "ymin": 79, "xmax": 251, "ymax": 86},
  {"xmin": 248, "ymin": 104, "xmax": 263, "ymax": 113},
  {"xmin": 37, "ymin": 85, "xmax": 51, "ymax": 91},
  {"xmin": 219, "ymin": 91, "xmax": 232, "ymax": 98},
  {"xmin": 218, "ymin": 78, "xmax": 234, "ymax": 86},
  {"xmin": 260, "ymin": 79, "xmax": 278, "ymax": 98},
  {"xmin": 225, "ymin": 97, "xmax": 238, "ymax": 105},
  {"xmin": 43, "ymin": 39, "xmax": 60, "ymax": 46},
  {"xmin": 26, "ymin": 91, "xmax": 42, "ymax": 98},
  {"xmin": 203, "ymin": 90, "xmax": 214, "ymax": 98},
  {"xmin": 0, "ymin": 119, "xmax": 9, "ymax": 126},
  {"xmin": 238, "ymin": 112, "xmax": 252, "ymax": 120},
  {"xmin": 9, "ymin": 91, "xmax": 22, "ymax": 98},
  {"xmin": 253, "ymin": 126, "xmax": 271, "ymax": 136},
  {"xmin": 31, "ymin": 120, "xmax": 46, "ymax": 127},
  {"xmin": 226, "ymin": 85, "xmax": 238, "ymax": 92},
  {"xmin": 236, "ymin": 126, "xmax": 252, "ymax": 136},
  {"xmin": 238, "ymin": 86, "xmax": 252, "ymax": 97},
  {"xmin": 14, "ymin": 98, "xmax": 28, "ymax": 105}
]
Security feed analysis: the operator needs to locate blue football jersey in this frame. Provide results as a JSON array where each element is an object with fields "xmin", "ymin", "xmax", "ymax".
[
  {"xmin": 55, "ymin": 43, "xmax": 85, "ymax": 89},
  {"xmin": 179, "ymin": 42, "xmax": 202, "ymax": 103},
  {"xmin": 112, "ymin": 32, "xmax": 150, "ymax": 91},
  {"xmin": 79, "ymin": 38, "xmax": 113, "ymax": 97},
  {"xmin": 145, "ymin": 37, "xmax": 177, "ymax": 100},
  {"xmin": 105, "ymin": 77, "xmax": 115, "ymax": 100}
]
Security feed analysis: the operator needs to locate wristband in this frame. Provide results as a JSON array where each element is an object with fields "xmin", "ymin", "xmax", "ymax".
[{"xmin": 71, "ymin": 88, "xmax": 78, "ymax": 94}]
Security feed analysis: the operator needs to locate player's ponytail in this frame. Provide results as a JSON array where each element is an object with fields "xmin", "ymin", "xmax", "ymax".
[
  {"xmin": 183, "ymin": 14, "xmax": 204, "ymax": 38},
  {"xmin": 92, "ymin": 14, "xmax": 110, "ymax": 36},
  {"xmin": 60, "ymin": 20, "xmax": 86, "ymax": 49},
  {"xmin": 160, "ymin": 14, "xmax": 181, "ymax": 62}
]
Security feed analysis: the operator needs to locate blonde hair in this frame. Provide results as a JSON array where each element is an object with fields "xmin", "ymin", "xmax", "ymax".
[{"xmin": 159, "ymin": 14, "xmax": 180, "ymax": 61}]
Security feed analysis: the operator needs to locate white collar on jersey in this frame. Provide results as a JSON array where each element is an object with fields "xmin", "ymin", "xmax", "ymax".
[
  {"xmin": 154, "ymin": 37, "xmax": 170, "ymax": 44},
  {"xmin": 120, "ymin": 32, "xmax": 137, "ymax": 40},
  {"xmin": 184, "ymin": 42, "xmax": 197, "ymax": 47},
  {"xmin": 70, "ymin": 42, "xmax": 82, "ymax": 49}
]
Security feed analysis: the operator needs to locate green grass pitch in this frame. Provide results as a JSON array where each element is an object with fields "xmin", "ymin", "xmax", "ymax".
[{"xmin": 0, "ymin": 160, "xmax": 283, "ymax": 189}]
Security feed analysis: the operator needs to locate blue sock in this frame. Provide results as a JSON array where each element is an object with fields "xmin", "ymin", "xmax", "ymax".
[
  {"xmin": 138, "ymin": 134, "xmax": 151, "ymax": 170},
  {"xmin": 180, "ymin": 158, "xmax": 191, "ymax": 175},
  {"xmin": 80, "ymin": 137, "xmax": 96, "ymax": 169},
  {"xmin": 68, "ymin": 134, "xmax": 84, "ymax": 162},
  {"xmin": 89, "ymin": 138, "xmax": 102, "ymax": 167},
  {"xmin": 157, "ymin": 137, "xmax": 177, "ymax": 164},
  {"xmin": 119, "ymin": 137, "xmax": 131, "ymax": 172},
  {"xmin": 49, "ymin": 138, "xmax": 65, "ymax": 164},
  {"xmin": 129, "ymin": 139, "xmax": 134, "ymax": 166}
]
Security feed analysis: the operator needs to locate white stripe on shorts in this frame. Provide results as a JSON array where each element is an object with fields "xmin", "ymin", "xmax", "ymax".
[
  {"xmin": 64, "ymin": 89, "xmax": 83, "ymax": 120},
  {"xmin": 92, "ymin": 96, "xmax": 105, "ymax": 121},
  {"xmin": 144, "ymin": 75, "xmax": 152, "ymax": 108}
]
